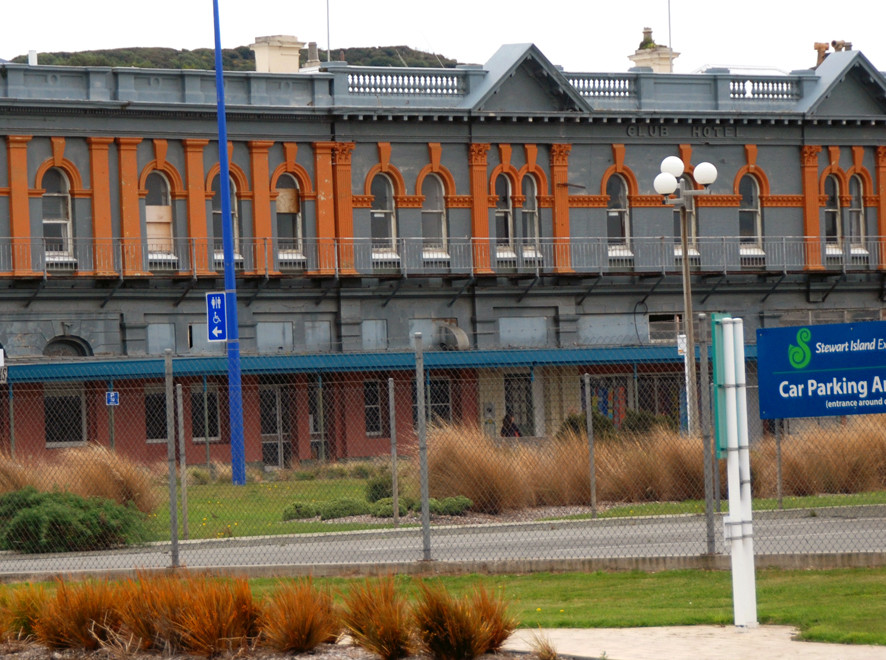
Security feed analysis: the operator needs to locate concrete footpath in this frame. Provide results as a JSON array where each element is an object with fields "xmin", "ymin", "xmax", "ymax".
[{"xmin": 503, "ymin": 625, "xmax": 886, "ymax": 660}]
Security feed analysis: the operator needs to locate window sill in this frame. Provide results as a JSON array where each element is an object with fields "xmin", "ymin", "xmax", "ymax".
[{"xmin": 46, "ymin": 441, "xmax": 87, "ymax": 449}]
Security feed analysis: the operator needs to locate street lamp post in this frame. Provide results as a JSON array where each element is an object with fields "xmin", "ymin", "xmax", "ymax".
[{"xmin": 653, "ymin": 156, "xmax": 717, "ymax": 435}]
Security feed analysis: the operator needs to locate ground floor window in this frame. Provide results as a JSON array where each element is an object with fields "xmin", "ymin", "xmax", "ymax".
[
  {"xmin": 363, "ymin": 380, "xmax": 390, "ymax": 437},
  {"xmin": 191, "ymin": 382, "xmax": 220, "ymax": 442},
  {"xmin": 503, "ymin": 374, "xmax": 534, "ymax": 437},
  {"xmin": 412, "ymin": 378, "xmax": 453, "ymax": 427},
  {"xmin": 44, "ymin": 384, "xmax": 85, "ymax": 447},
  {"xmin": 145, "ymin": 386, "xmax": 167, "ymax": 443}
]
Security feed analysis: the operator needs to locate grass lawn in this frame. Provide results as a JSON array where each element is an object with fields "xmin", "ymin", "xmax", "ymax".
[
  {"xmin": 250, "ymin": 568, "xmax": 886, "ymax": 646},
  {"xmin": 148, "ymin": 478, "xmax": 412, "ymax": 541},
  {"xmin": 553, "ymin": 490, "xmax": 886, "ymax": 519},
  {"xmin": 145, "ymin": 474, "xmax": 886, "ymax": 540}
]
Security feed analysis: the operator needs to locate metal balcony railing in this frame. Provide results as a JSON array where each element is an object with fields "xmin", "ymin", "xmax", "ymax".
[{"xmin": 0, "ymin": 236, "xmax": 880, "ymax": 279}]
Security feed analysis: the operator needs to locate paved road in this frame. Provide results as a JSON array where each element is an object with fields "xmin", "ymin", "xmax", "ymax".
[{"xmin": 1, "ymin": 507, "xmax": 884, "ymax": 577}]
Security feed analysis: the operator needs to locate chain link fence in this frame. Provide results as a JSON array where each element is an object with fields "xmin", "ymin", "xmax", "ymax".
[{"xmin": 0, "ymin": 334, "xmax": 883, "ymax": 577}]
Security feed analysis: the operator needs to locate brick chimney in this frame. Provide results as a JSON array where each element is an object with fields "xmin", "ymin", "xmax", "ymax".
[{"xmin": 250, "ymin": 35, "xmax": 305, "ymax": 73}]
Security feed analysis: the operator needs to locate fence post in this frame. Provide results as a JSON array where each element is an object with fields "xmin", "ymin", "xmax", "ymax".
[
  {"xmin": 7, "ymin": 384, "xmax": 14, "ymax": 460},
  {"xmin": 203, "ymin": 375, "xmax": 211, "ymax": 475},
  {"xmin": 775, "ymin": 421, "xmax": 783, "ymax": 510},
  {"xmin": 415, "ymin": 332, "xmax": 431, "ymax": 561},
  {"xmin": 176, "ymin": 383, "xmax": 189, "ymax": 540},
  {"xmin": 698, "ymin": 314, "xmax": 716, "ymax": 555},
  {"xmin": 388, "ymin": 377, "xmax": 400, "ymax": 526},
  {"xmin": 583, "ymin": 373, "xmax": 597, "ymax": 518},
  {"xmin": 164, "ymin": 350, "xmax": 179, "ymax": 568},
  {"xmin": 107, "ymin": 379, "xmax": 115, "ymax": 451}
]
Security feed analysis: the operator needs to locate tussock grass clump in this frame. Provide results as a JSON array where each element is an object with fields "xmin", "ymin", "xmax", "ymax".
[
  {"xmin": 427, "ymin": 424, "xmax": 531, "ymax": 514},
  {"xmin": 413, "ymin": 581, "xmax": 498, "ymax": 659},
  {"xmin": 428, "ymin": 423, "xmax": 707, "ymax": 510},
  {"xmin": 0, "ymin": 455, "xmax": 36, "ymax": 494},
  {"xmin": 341, "ymin": 576, "xmax": 413, "ymax": 660},
  {"xmin": 176, "ymin": 575, "xmax": 260, "ymax": 657},
  {"xmin": 116, "ymin": 572, "xmax": 189, "ymax": 653},
  {"xmin": 0, "ymin": 583, "xmax": 48, "ymax": 640},
  {"xmin": 259, "ymin": 578, "xmax": 340, "ymax": 652},
  {"xmin": 469, "ymin": 583, "xmax": 517, "ymax": 652},
  {"xmin": 52, "ymin": 445, "xmax": 159, "ymax": 514},
  {"xmin": 34, "ymin": 579, "xmax": 120, "ymax": 651},
  {"xmin": 751, "ymin": 420, "xmax": 886, "ymax": 498}
]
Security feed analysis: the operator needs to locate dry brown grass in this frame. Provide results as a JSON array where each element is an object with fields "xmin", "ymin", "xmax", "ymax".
[
  {"xmin": 259, "ymin": 578, "xmax": 340, "ymax": 653},
  {"xmin": 412, "ymin": 581, "xmax": 492, "ymax": 660},
  {"xmin": 427, "ymin": 424, "xmax": 532, "ymax": 514},
  {"xmin": 54, "ymin": 445, "xmax": 159, "ymax": 514},
  {"xmin": 468, "ymin": 583, "xmax": 517, "ymax": 652},
  {"xmin": 0, "ymin": 445, "xmax": 159, "ymax": 514},
  {"xmin": 116, "ymin": 572, "xmax": 189, "ymax": 653},
  {"xmin": 427, "ymin": 423, "xmax": 710, "ymax": 509},
  {"xmin": 341, "ymin": 576, "xmax": 414, "ymax": 660},
  {"xmin": 751, "ymin": 419, "xmax": 886, "ymax": 498},
  {"xmin": 0, "ymin": 583, "xmax": 48, "ymax": 640},
  {"xmin": 176, "ymin": 575, "xmax": 261, "ymax": 657},
  {"xmin": 0, "ymin": 455, "xmax": 36, "ymax": 494},
  {"xmin": 427, "ymin": 419, "xmax": 886, "ymax": 509},
  {"xmin": 34, "ymin": 579, "xmax": 121, "ymax": 651}
]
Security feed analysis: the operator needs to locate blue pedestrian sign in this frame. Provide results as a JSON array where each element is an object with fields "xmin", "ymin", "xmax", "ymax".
[
  {"xmin": 206, "ymin": 292, "xmax": 227, "ymax": 342},
  {"xmin": 757, "ymin": 320, "xmax": 886, "ymax": 419},
  {"xmin": 106, "ymin": 391, "xmax": 120, "ymax": 406}
]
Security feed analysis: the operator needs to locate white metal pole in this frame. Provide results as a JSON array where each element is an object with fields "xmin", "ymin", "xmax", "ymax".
[
  {"xmin": 732, "ymin": 318, "xmax": 757, "ymax": 626},
  {"xmin": 720, "ymin": 319, "xmax": 748, "ymax": 626}
]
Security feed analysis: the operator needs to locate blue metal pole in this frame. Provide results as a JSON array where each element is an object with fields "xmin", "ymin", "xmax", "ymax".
[{"xmin": 212, "ymin": 0, "xmax": 246, "ymax": 485}]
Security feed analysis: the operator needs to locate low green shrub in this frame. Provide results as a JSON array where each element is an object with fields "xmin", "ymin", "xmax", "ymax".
[
  {"xmin": 622, "ymin": 408, "xmax": 677, "ymax": 434},
  {"xmin": 318, "ymin": 498, "xmax": 371, "ymax": 521},
  {"xmin": 282, "ymin": 501, "xmax": 319, "ymax": 521},
  {"xmin": 0, "ymin": 487, "xmax": 149, "ymax": 554},
  {"xmin": 348, "ymin": 462, "xmax": 376, "ymax": 479},
  {"xmin": 370, "ymin": 497, "xmax": 408, "ymax": 518},
  {"xmin": 556, "ymin": 410, "xmax": 615, "ymax": 440},
  {"xmin": 316, "ymin": 464, "xmax": 348, "ymax": 480},
  {"xmin": 365, "ymin": 474, "xmax": 394, "ymax": 503},
  {"xmin": 428, "ymin": 496, "xmax": 473, "ymax": 516},
  {"xmin": 441, "ymin": 495, "xmax": 473, "ymax": 515}
]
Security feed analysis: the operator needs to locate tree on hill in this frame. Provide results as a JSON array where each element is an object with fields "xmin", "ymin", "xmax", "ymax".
[{"xmin": 8, "ymin": 45, "xmax": 457, "ymax": 70}]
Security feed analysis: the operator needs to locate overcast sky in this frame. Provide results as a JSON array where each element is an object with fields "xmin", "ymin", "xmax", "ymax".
[{"xmin": 2, "ymin": 0, "xmax": 883, "ymax": 74}]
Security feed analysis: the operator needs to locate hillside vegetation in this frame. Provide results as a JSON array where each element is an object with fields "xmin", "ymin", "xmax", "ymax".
[{"xmin": 8, "ymin": 45, "xmax": 457, "ymax": 70}]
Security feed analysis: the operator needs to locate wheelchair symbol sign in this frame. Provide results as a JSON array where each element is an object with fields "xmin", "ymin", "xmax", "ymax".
[{"xmin": 206, "ymin": 292, "xmax": 227, "ymax": 342}]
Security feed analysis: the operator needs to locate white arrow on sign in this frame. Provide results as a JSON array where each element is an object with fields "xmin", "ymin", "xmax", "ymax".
[{"xmin": 212, "ymin": 326, "xmax": 223, "ymax": 338}]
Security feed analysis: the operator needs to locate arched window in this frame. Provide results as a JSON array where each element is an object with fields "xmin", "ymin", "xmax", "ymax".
[
  {"xmin": 275, "ymin": 174, "xmax": 304, "ymax": 264},
  {"xmin": 421, "ymin": 174, "xmax": 447, "ymax": 253},
  {"xmin": 824, "ymin": 174, "xmax": 841, "ymax": 245},
  {"xmin": 370, "ymin": 173, "xmax": 397, "ymax": 253},
  {"xmin": 606, "ymin": 175, "xmax": 630, "ymax": 251},
  {"xmin": 494, "ymin": 174, "xmax": 513, "ymax": 250},
  {"xmin": 521, "ymin": 176, "xmax": 539, "ymax": 245},
  {"xmin": 211, "ymin": 174, "xmax": 241, "ymax": 255},
  {"xmin": 41, "ymin": 168, "xmax": 72, "ymax": 257},
  {"xmin": 848, "ymin": 175, "xmax": 865, "ymax": 249},
  {"xmin": 739, "ymin": 175, "xmax": 763, "ymax": 248},
  {"xmin": 146, "ymin": 172, "xmax": 175, "ymax": 264}
]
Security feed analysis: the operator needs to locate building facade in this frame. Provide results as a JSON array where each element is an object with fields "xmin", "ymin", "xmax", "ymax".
[{"xmin": 1, "ymin": 42, "xmax": 885, "ymax": 462}]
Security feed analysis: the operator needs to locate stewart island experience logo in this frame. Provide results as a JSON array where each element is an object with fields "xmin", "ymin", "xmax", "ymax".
[{"xmin": 788, "ymin": 327, "xmax": 812, "ymax": 369}]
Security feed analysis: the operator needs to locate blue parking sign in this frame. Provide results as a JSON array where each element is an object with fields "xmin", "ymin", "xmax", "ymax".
[{"xmin": 206, "ymin": 292, "xmax": 227, "ymax": 342}]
